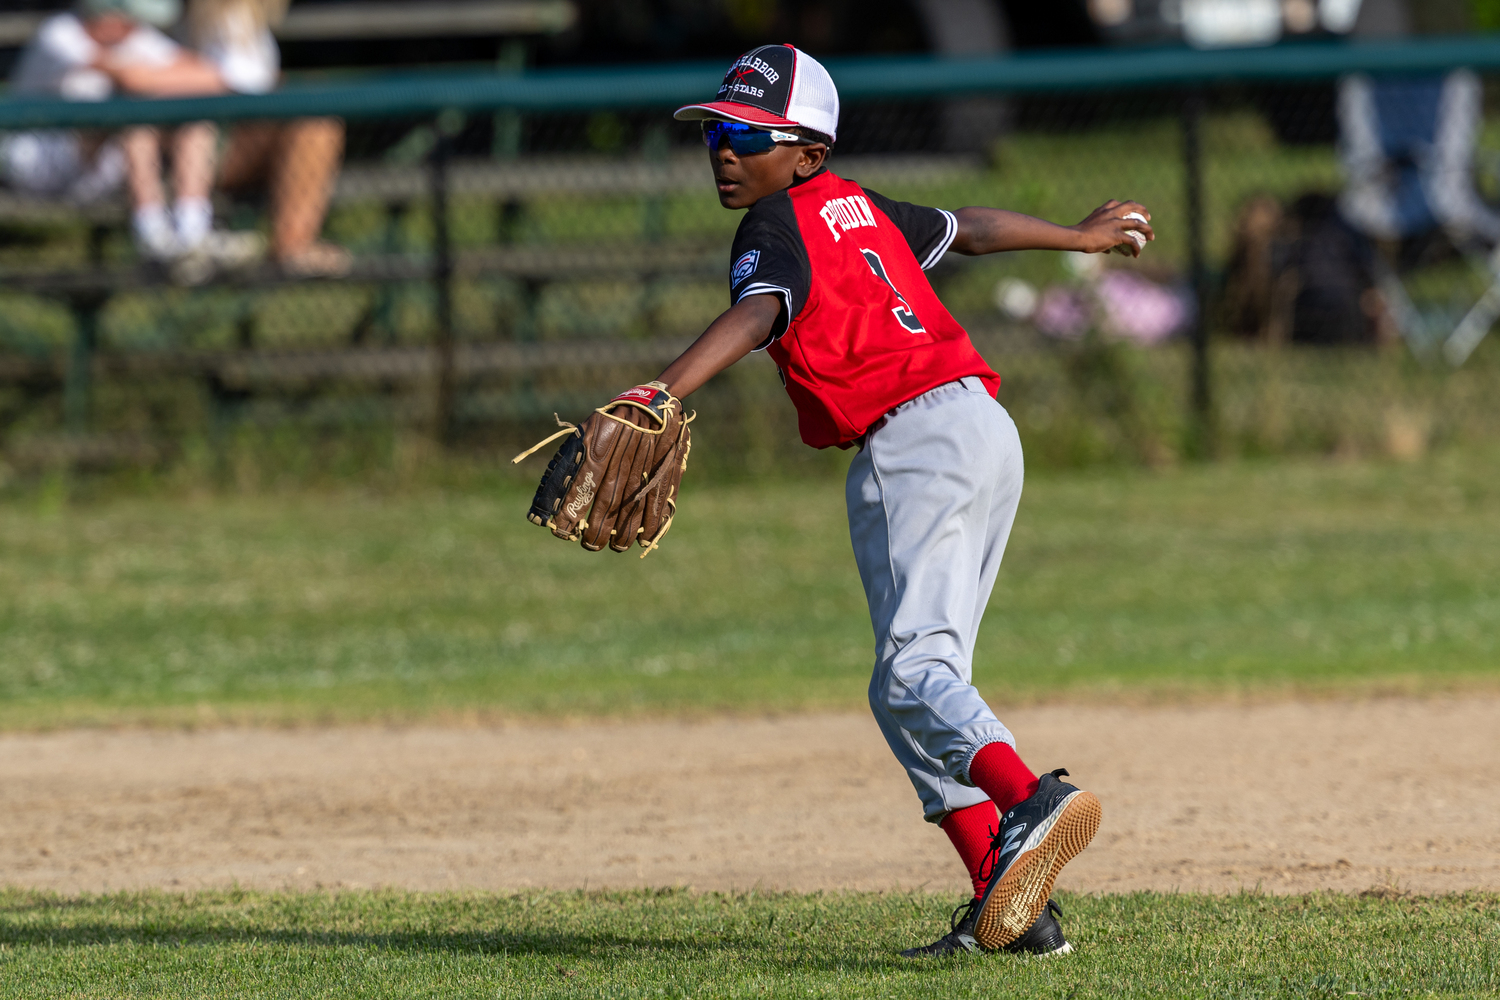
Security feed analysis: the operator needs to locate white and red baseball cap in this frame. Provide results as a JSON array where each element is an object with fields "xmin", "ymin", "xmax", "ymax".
[{"xmin": 674, "ymin": 44, "xmax": 840, "ymax": 143}]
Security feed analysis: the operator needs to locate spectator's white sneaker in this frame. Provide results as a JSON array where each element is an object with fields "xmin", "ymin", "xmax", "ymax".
[
  {"xmin": 135, "ymin": 205, "xmax": 185, "ymax": 263},
  {"xmin": 202, "ymin": 230, "xmax": 266, "ymax": 270},
  {"xmin": 168, "ymin": 231, "xmax": 266, "ymax": 286}
]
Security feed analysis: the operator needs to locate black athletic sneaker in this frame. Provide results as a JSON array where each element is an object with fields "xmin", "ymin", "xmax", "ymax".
[
  {"xmin": 900, "ymin": 897, "xmax": 984, "ymax": 958},
  {"xmin": 970, "ymin": 768, "xmax": 1101, "ymax": 951},
  {"xmin": 1003, "ymin": 898, "xmax": 1072, "ymax": 956},
  {"xmin": 900, "ymin": 897, "xmax": 1071, "ymax": 958}
]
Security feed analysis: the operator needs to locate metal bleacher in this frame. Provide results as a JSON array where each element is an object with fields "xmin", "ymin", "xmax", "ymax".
[
  {"xmin": 0, "ymin": 129, "xmax": 980, "ymax": 423},
  {"xmin": 6, "ymin": 35, "xmax": 1500, "ymax": 453}
]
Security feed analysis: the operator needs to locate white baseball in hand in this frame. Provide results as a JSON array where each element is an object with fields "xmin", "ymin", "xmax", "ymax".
[{"xmin": 1111, "ymin": 211, "xmax": 1149, "ymax": 254}]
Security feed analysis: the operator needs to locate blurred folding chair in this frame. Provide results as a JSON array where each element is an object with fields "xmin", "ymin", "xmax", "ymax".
[{"xmin": 1337, "ymin": 69, "xmax": 1500, "ymax": 364}]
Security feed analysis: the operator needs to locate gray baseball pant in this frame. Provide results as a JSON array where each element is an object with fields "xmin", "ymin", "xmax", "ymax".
[{"xmin": 846, "ymin": 376, "xmax": 1024, "ymax": 824}]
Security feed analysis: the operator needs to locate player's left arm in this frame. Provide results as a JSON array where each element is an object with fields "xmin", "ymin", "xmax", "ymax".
[{"xmin": 950, "ymin": 200, "xmax": 1155, "ymax": 258}]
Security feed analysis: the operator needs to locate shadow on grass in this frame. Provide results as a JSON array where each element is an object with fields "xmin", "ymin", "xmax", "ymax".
[
  {"xmin": 0, "ymin": 921, "xmax": 944, "ymax": 977},
  {"xmin": 0, "ymin": 924, "xmax": 677, "ymax": 954},
  {"xmin": 0, "ymin": 890, "xmax": 931, "ymax": 975}
]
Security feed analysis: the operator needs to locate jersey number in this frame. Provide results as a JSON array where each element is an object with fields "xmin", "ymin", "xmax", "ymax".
[{"xmin": 860, "ymin": 249, "xmax": 926, "ymax": 334}]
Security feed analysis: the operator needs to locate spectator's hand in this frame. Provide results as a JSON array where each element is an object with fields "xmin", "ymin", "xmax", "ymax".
[{"xmin": 1071, "ymin": 200, "xmax": 1155, "ymax": 257}]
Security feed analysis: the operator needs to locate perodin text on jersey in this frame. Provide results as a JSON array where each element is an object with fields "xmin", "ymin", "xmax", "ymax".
[{"xmin": 820, "ymin": 195, "xmax": 878, "ymax": 242}]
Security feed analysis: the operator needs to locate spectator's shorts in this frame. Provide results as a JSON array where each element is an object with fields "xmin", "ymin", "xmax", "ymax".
[{"xmin": 0, "ymin": 130, "xmax": 125, "ymax": 203}]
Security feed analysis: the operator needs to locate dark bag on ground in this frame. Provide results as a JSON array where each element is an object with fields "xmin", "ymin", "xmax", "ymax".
[
  {"xmin": 1285, "ymin": 194, "xmax": 1377, "ymax": 345},
  {"xmin": 1222, "ymin": 193, "xmax": 1379, "ymax": 345}
]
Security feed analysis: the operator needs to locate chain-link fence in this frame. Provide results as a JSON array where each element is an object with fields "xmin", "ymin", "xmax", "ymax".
[{"xmin": 3, "ymin": 40, "xmax": 1500, "ymax": 483}]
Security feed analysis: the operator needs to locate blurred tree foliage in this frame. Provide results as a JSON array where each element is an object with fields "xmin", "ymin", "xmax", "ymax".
[{"xmin": 1473, "ymin": 0, "xmax": 1500, "ymax": 31}]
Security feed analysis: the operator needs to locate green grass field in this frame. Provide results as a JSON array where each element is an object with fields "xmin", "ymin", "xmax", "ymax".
[
  {"xmin": 2, "ymin": 888, "xmax": 1496, "ymax": 999},
  {"xmin": 1, "ymin": 445, "xmax": 1497, "ymax": 728},
  {"xmin": 4, "ymin": 451, "xmax": 1499, "ymax": 996}
]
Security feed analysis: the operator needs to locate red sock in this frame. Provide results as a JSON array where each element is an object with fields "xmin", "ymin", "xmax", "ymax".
[
  {"xmin": 968, "ymin": 741, "xmax": 1039, "ymax": 815},
  {"xmin": 941, "ymin": 801, "xmax": 1001, "ymax": 898}
]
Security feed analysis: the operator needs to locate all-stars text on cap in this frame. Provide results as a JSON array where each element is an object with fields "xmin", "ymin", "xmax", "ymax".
[{"xmin": 674, "ymin": 44, "xmax": 840, "ymax": 144}]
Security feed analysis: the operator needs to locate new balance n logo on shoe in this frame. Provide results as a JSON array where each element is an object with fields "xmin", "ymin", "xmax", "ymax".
[{"xmin": 1001, "ymin": 823, "xmax": 1028, "ymax": 862}]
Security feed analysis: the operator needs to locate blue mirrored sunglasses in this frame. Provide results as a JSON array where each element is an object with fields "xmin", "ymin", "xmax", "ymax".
[{"xmin": 701, "ymin": 120, "xmax": 806, "ymax": 155}]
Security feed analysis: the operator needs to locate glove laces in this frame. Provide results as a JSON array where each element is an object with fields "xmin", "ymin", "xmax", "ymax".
[{"xmin": 510, "ymin": 414, "xmax": 578, "ymax": 465}]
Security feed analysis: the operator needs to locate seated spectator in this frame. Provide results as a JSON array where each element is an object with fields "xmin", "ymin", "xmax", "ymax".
[
  {"xmin": 188, "ymin": 0, "xmax": 351, "ymax": 277},
  {"xmin": 1, "ymin": 0, "xmax": 250, "ymax": 269}
]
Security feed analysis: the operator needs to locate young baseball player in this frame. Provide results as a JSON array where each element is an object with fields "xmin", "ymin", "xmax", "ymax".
[{"xmin": 533, "ymin": 44, "xmax": 1154, "ymax": 957}]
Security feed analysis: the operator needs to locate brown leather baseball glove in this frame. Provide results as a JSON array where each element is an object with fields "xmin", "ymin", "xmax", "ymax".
[{"xmin": 512, "ymin": 381, "xmax": 693, "ymax": 557}]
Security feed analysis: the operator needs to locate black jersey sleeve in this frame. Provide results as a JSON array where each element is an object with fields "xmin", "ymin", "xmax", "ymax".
[
  {"xmin": 728, "ymin": 189, "xmax": 810, "ymax": 349},
  {"xmin": 863, "ymin": 188, "xmax": 959, "ymax": 271}
]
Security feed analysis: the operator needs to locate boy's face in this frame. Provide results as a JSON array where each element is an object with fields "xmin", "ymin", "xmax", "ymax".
[
  {"xmin": 83, "ymin": 13, "xmax": 137, "ymax": 46},
  {"xmin": 708, "ymin": 132, "xmax": 829, "ymax": 210}
]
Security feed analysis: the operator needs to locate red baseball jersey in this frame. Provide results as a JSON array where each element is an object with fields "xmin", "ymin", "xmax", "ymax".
[{"xmin": 728, "ymin": 169, "xmax": 1000, "ymax": 448}]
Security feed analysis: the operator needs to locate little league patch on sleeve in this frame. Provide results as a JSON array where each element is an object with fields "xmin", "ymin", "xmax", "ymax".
[{"xmin": 731, "ymin": 250, "xmax": 760, "ymax": 286}]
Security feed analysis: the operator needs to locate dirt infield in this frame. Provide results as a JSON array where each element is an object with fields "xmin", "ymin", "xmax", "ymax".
[{"xmin": 3, "ymin": 696, "xmax": 1497, "ymax": 897}]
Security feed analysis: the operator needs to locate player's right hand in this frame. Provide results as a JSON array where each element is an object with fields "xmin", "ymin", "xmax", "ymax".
[{"xmin": 1072, "ymin": 200, "xmax": 1155, "ymax": 257}]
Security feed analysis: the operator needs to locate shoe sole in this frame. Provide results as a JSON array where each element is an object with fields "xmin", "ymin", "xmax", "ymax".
[{"xmin": 973, "ymin": 790, "xmax": 1101, "ymax": 950}]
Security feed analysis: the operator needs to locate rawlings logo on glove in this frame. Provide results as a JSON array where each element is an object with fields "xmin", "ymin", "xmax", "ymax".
[
  {"xmin": 563, "ymin": 470, "xmax": 596, "ymax": 520},
  {"xmin": 512, "ymin": 382, "xmax": 694, "ymax": 558}
]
